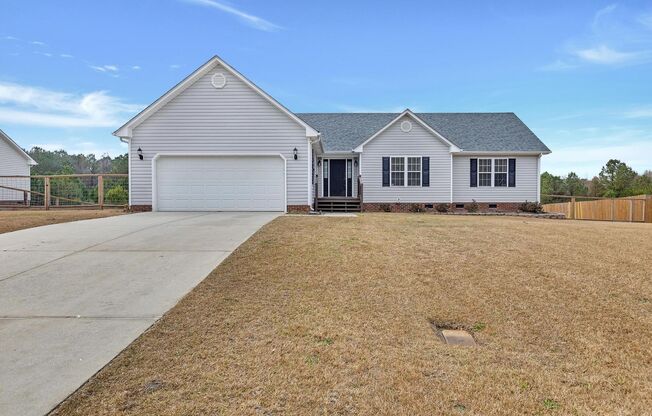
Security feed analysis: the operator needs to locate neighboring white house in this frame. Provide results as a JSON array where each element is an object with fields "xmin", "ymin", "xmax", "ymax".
[
  {"xmin": 114, "ymin": 55, "xmax": 550, "ymax": 213},
  {"xmin": 0, "ymin": 130, "xmax": 37, "ymax": 203}
]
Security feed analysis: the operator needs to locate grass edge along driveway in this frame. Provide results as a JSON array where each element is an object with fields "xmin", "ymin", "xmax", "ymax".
[{"xmin": 53, "ymin": 214, "xmax": 652, "ymax": 415}]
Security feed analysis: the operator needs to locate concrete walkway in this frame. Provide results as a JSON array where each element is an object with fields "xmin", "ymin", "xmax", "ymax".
[{"xmin": 0, "ymin": 212, "xmax": 280, "ymax": 416}]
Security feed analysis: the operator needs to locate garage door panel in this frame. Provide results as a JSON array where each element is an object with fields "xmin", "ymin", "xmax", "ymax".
[{"xmin": 155, "ymin": 156, "xmax": 285, "ymax": 211}]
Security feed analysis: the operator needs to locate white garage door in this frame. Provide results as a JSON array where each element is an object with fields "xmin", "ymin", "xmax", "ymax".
[{"xmin": 155, "ymin": 155, "xmax": 285, "ymax": 211}]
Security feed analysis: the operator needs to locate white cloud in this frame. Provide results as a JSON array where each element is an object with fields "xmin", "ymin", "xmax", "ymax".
[
  {"xmin": 131, "ymin": 65, "xmax": 141, "ymax": 70},
  {"xmin": 543, "ymin": 5, "xmax": 652, "ymax": 70},
  {"xmin": 29, "ymin": 143, "xmax": 64, "ymax": 151},
  {"xmin": 169, "ymin": 64, "xmax": 181, "ymax": 69},
  {"xmin": 540, "ymin": 126, "xmax": 652, "ymax": 176},
  {"xmin": 622, "ymin": 106, "xmax": 652, "ymax": 118},
  {"xmin": 573, "ymin": 44, "xmax": 650, "ymax": 65},
  {"xmin": 183, "ymin": 0, "xmax": 281, "ymax": 32},
  {"xmin": 60, "ymin": 53, "xmax": 73, "ymax": 58},
  {"xmin": 0, "ymin": 81, "xmax": 142, "ymax": 128},
  {"xmin": 542, "ymin": 140, "xmax": 652, "ymax": 176},
  {"xmin": 35, "ymin": 51, "xmax": 53, "ymax": 58},
  {"xmin": 30, "ymin": 40, "xmax": 46, "ymax": 46},
  {"xmin": 538, "ymin": 59, "xmax": 577, "ymax": 72},
  {"xmin": 639, "ymin": 13, "xmax": 652, "ymax": 29},
  {"xmin": 592, "ymin": 4, "xmax": 617, "ymax": 29},
  {"xmin": 3, "ymin": 36, "xmax": 19, "ymax": 41},
  {"xmin": 30, "ymin": 140, "xmax": 127, "ymax": 157},
  {"xmin": 90, "ymin": 64, "xmax": 119, "ymax": 73}
]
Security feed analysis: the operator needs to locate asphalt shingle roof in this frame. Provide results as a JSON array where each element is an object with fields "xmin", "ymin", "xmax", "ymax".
[{"xmin": 296, "ymin": 112, "xmax": 550, "ymax": 153}]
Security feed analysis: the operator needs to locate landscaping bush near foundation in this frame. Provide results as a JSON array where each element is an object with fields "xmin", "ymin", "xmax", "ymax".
[
  {"xmin": 435, "ymin": 203, "xmax": 449, "ymax": 213},
  {"xmin": 519, "ymin": 201, "xmax": 544, "ymax": 213},
  {"xmin": 379, "ymin": 203, "xmax": 391, "ymax": 212},
  {"xmin": 409, "ymin": 203, "xmax": 424, "ymax": 213}
]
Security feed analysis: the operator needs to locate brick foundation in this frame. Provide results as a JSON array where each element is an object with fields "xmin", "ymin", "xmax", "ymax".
[
  {"xmin": 129, "ymin": 205, "xmax": 153, "ymax": 212},
  {"xmin": 362, "ymin": 202, "xmax": 522, "ymax": 213},
  {"xmin": 129, "ymin": 204, "xmax": 310, "ymax": 213},
  {"xmin": 287, "ymin": 205, "xmax": 311, "ymax": 213}
]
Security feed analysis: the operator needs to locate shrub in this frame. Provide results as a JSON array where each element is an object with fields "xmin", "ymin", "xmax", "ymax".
[
  {"xmin": 409, "ymin": 203, "xmax": 424, "ymax": 213},
  {"xmin": 379, "ymin": 203, "xmax": 391, "ymax": 212},
  {"xmin": 466, "ymin": 200, "xmax": 479, "ymax": 213},
  {"xmin": 519, "ymin": 200, "xmax": 543, "ymax": 213},
  {"xmin": 105, "ymin": 185, "xmax": 128, "ymax": 205},
  {"xmin": 435, "ymin": 203, "xmax": 449, "ymax": 213}
]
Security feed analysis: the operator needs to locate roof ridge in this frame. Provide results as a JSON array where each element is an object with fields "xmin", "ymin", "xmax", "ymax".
[{"xmin": 296, "ymin": 112, "xmax": 516, "ymax": 115}]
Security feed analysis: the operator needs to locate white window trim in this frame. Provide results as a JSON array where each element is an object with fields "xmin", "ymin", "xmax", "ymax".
[
  {"xmin": 493, "ymin": 158, "xmax": 508, "ymax": 188},
  {"xmin": 389, "ymin": 156, "xmax": 422, "ymax": 187},
  {"xmin": 477, "ymin": 157, "xmax": 509, "ymax": 188}
]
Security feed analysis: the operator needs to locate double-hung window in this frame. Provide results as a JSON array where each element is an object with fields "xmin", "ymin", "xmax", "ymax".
[
  {"xmin": 478, "ymin": 159, "xmax": 492, "ymax": 187},
  {"xmin": 390, "ymin": 157, "xmax": 405, "ymax": 186},
  {"xmin": 407, "ymin": 157, "xmax": 421, "ymax": 186},
  {"xmin": 390, "ymin": 156, "xmax": 422, "ymax": 187},
  {"xmin": 477, "ymin": 158, "xmax": 508, "ymax": 187},
  {"xmin": 493, "ymin": 158, "xmax": 508, "ymax": 187}
]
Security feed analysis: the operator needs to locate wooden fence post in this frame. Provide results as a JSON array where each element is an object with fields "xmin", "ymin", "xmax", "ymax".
[
  {"xmin": 570, "ymin": 197, "xmax": 576, "ymax": 220},
  {"xmin": 629, "ymin": 198, "xmax": 633, "ymax": 222},
  {"xmin": 44, "ymin": 177, "xmax": 50, "ymax": 210},
  {"xmin": 611, "ymin": 198, "xmax": 615, "ymax": 222},
  {"xmin": 98, "ymin": 175, "xmax": 104, "ymax": 210}
]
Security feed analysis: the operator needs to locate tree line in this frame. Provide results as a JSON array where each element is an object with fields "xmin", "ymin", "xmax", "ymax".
[
  {"xmin": 28, "ymin": 147, "xmax": 128, "ymax": 176},
  {"xmin": 542, "ymin": 159, "xmax": 652, "ymax": 203},
  {"xmin": 26, "ymin": 147, "xmax": 129, "ymax": 205}
]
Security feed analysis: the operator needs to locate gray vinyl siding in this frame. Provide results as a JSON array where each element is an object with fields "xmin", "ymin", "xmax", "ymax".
[
  {"xmin": 360, "ymin": 116, "xmax": 451, "ymax": 203},
  {"xmin": 129, "ymin": 64, "xmax": 309, "ymax": 206},
  {"xmin": 0, "ymin": 138, "xmax": 30, "ymax": 201},
  {"xmin": 452, "ymin": 155, "xmax": 539, "ymax": 202}
]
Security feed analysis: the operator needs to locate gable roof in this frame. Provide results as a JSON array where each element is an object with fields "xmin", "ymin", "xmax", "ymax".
[
  {"xmin": 114, "ymin": 55, "xmax": 319, "ymax": 138},
  {"xmin": 297, "ymin": 112, "xmax": 550, "ymax": 153},
  {"xmin": 0, "ymin": 129, "xmax": 37, "ymax": 165},
  {"xmin": 351, "ymin": 110, "xmax": 460, "ymax": 152}
]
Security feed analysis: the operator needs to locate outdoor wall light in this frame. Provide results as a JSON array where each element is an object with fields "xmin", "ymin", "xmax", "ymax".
[
  {"xmin": 354, "ymin": 159, "xmax": 358, "ymax": 167},
  {"xmin": 317, "ymin": 159, "xmax": 321, "ymax": 167},
  {"xmin": 293, "ymin": 147, "xmax": 298, "ymax": 160},
  {"xmin": 137, "ymin": 147, "xmax": 143, "ymax": 160}
]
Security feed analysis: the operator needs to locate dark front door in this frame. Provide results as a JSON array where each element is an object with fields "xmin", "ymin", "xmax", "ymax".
[{"xmin": 329, "ymin": 159, "xmax": 346, "ymax": 196}]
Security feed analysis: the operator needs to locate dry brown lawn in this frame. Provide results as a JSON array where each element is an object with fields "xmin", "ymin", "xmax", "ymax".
[
  {"xmin": 0, "ymin": 209, "xmax": 126, "ymax": 234},
  {"xmin": 53, "ymin": 214, "xmax": 652, "ymax": 415}
]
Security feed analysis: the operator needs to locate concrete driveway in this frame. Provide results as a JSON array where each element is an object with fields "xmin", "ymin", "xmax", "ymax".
[{"xmin": 0, "ymin": 211, "xmax": 280, "ymax": 416}]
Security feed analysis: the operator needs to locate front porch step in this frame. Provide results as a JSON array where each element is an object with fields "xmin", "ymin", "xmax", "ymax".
[{"xmin": 316, "ymin": 198, "xmax": 361, "ymax": 213}]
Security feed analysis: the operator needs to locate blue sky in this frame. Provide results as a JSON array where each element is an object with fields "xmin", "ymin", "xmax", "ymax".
[{"xmin": 1, "ymin": 0, "xmax": 652, "ymax": 177}]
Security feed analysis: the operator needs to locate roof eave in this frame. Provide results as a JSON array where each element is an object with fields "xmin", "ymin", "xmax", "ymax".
[
  {"xmin": 451, "ymin": 150, "xmax": 551, "ymax": 155},
  {"xmin": 0, "ymin": 129, "xmax": 37, "ymax": 165},
  {"xmin": 113, "ymin": 55, "xmax": 319, "ymax": 139}
]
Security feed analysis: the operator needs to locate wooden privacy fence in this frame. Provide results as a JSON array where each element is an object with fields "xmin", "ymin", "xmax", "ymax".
[
  {"xmin": 542, "ymin": 194, "xmax": 652, "ymax": 223},
  {"xmin": 0, "ymin": 174, "xmax": 128, "ymax": 210}
]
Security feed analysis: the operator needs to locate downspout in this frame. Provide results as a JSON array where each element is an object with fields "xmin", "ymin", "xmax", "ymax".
[
  {"xmin": 308, "ymin": 134, "xmax": 322, "ymax": 210},
  {"xmin": 119, "ymin": 136, "xmax": 131, "ymax": 207}
]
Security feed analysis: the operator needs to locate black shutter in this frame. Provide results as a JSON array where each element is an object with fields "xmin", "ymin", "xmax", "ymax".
[
  {"xmin": 508, "ymin": 158, "xmax": 516, "ymax": 187},
  {"xmin": 470, "ymin": 158, "xmax": 478, "ymax": 187},
  {"xmin": 382, "ymin": 157, "xmax": 390, "ymax": 187},
  {"xmin": 422, "ymin": 157, "xmax": 430, "ymax": 187}
]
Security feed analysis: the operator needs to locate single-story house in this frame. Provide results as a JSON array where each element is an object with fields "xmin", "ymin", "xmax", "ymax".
[
  {"xmin": 0, "ymin": 129, "xmax": 37, "ymax": 203},
  {"xmin": 114, "ymin": 55, "xmax": 550, "ymax": 213}
]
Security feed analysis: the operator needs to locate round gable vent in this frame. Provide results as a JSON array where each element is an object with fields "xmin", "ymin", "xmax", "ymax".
[
  {"xmin": 211, "ymin": 72, "xmax": 227, "ymax": 89},
  {"xmin": 400, "ymin": 120, "xmax": 412, "ymax": 132}
]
